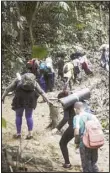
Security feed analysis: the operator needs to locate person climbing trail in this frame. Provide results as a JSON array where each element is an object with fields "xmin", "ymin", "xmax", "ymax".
[
  {"xmin": 2, "ymin": 73, "xmax": 52, "ymax": 140},
  {"xmin": 63, "ymin": 61, "xmax": 74, "ymax": 90},
  {"xmin": 26, "ymin": 59, "xmax": 40, "ymax": 79},
  {"xmin": 57, "ymin": 56, "xmax": 65, "ymax": 80},
  {"xmin": 52, "ymin": 89, "xmax": 74, "ymax": 168},
  {"xmin": 39, "ymin": 60, "xmax": 54, "ymax": 92},
  {"xmin": 100, "ymin": 47, "xmax": 109, "ymax": 71},
  {"xmin": 79, "ymin": 53, "xmax": 93, "ymax": 76},
  {"xmin": 70, "ymin": 53, "xmax": 81, "ymax": 83},
  {"xmin": 73, "ymin": 101, "xmax": 102, "ymax": 172}
]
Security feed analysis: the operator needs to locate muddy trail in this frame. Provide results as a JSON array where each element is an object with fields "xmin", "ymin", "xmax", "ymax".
[{"xmin": 2, "ymin": 61, "xmax": 109, "ymax": 172}]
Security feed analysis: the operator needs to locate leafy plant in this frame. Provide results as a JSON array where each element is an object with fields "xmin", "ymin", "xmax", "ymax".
[
  {"xmin": 101, "ymin": 119, "xmax": 109, "ymax": 129},
  {"xmin": 2, "ymin": 117, "xmax": 7, "ymax": 128}
]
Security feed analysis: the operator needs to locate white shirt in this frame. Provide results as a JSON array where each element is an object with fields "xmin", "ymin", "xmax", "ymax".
[
  {"xmin": 46, "ymin": 57, "xmax": 52, "ymax": 64},
  {"xmin": 72, "ymin": 59, "xmax": 80, "ymax": 67},
  {"xmin": 46, "ymin": 57, "xmax": 54, "ymax": 73},
  {"xmin": 63, "ymin": 62, "xmax": 74, "ymax": 79}
]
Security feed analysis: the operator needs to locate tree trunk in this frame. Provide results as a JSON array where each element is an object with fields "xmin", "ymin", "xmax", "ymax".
[
  {"xmin": 28, "ymin": 3, "xmax": 39, "ymax": 47},
  {"xmin": 29, "ymin": 23, "xmax": 34, "ymax": 47},
  {"xmin": 99, "ymin": 5, "xmax": 103, "ymax": 44},
  {"xmin": 46, "ymin": 104, "xmax": 59, "ymax": 129},
  {"xmin": 74, "ymin": 2, "xmax": 78, "ymax": 21},
  {"xmin": 16, "ymin": 2, "xmax": 24, "ymax": 50}
]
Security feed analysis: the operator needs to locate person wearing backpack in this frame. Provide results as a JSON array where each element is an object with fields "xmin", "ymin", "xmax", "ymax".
[
  {"xmin": 79, "ymin": 53, "xmax": 93, "ymax": 76},
  {"xmin": 73, "ymin": 101, "xmax": 104, "ymax": 172},
  {"xmin": 2, "ymin": 73, "xmax": 52, "ymax": 139},
  {"xmin": 70, "ymin": 53, "xmax": 81, "ymax": 83},
  {"xmin": 39, "ymin": 61, "xmax": 54, "ymax": 92}
]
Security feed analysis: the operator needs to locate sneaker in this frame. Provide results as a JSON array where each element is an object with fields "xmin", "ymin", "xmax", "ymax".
[
  {"xmin": 13, "ymin": 134, "xmax": 21, "ymax": 139},
  {"xmin": 63, "ymin": 163, "xmax": 71, "ymax": 168},
  {"xmin": 25, "ymin": 135, "xmax": 33, "ymax": 140}
]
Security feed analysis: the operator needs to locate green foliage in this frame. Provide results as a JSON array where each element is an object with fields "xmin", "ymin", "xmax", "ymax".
[
  {"xmin": 32, "ymin": 45, "xmax": 48, "ymax": 59},
  {"xmin": 101, "ymin": 119, "xmax": 109, "ymax": 129},
  {"xmin": 75, "ymin": 23, "xmax": 85, "ymax": 30},
  {"xmin": 2, "ymin": 117, "xmax": 7, "ymax": 128},
  {"xmin": 1, "ymin": 1, "xmax": 109, "ymax": 86}
]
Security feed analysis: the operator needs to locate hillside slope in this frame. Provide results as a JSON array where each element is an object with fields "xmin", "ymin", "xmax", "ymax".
[{"xmin": 2, "ymin": 60, "xmax": 109, "ymax": 172}]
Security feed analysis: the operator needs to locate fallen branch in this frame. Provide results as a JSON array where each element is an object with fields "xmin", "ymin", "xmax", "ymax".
[
  {"xmin": 9, "ymin": 165, "xmax": 13, "ymax": 172},
  {"xmin": 24, "ymin": 157, "xmax": 34, "ymax": 164}
]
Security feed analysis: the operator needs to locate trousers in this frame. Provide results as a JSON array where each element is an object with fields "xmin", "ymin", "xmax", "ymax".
[
  {"xmin": 80, "ymin": 145, "xmax": 99, "ymax": 172},
  {"xmin": 15, "ymin": 108, "xmax": 33, "ymax": 134},
  {"xmin": 59, "ymin": 126, "xmax": 74, "ymax": 164}
]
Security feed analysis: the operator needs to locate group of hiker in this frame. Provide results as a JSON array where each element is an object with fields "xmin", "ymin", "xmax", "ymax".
[
  {"xmin": 23, "ymin": 44, "xmax": 109, "ymax": 92},
  {"xmin": 25, "ymin": 50, "xmax": 94, "ymax": 92},
  {"xmin": 56, "ymin": 51, "xmax": 93, "ymax": 90},
  {"xmin": 2, "ymin": 46, "xmax": 106, "ymax": 172}
]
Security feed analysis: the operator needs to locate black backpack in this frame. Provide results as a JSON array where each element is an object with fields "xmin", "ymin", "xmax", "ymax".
[{"xmin": 17, "ymin": 73, "xmax": 36, "ymax": 91}]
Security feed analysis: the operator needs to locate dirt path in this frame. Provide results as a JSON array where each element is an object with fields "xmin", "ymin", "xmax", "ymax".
[{"xmin": 2, "ymin": 65, "xmax": 109, "ymax": 172}]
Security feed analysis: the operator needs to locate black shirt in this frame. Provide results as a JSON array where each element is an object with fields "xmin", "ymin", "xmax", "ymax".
[{"xmin": 57, "ymin": 105, "xmax": 75, "ymax": 130}]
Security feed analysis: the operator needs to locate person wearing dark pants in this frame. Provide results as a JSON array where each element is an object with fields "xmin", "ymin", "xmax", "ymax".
[
  {"xmin": 52, "ymin": 108, "xmax": 75, "ymax": 168},
  {"xmin": 52, "ymin": 89, "xmax": 75, "ymax": 168},
  {"xmin": 47, "ymin": 72, "xmax": 54, "ymax": 92},
  {"xmin": 80, "ymin": 146, "xmax": 99, "ymax": 172},
  {"xmin": 57, "ymin": 57, "xmax": 64, "ymax": 80},
  {"xmin": 73, "ymin": 101, "xmax": 99, "ymax": 172},
  {"xmin": 59, "ymin": 126, "xmax": 74, "ymax": 166}
]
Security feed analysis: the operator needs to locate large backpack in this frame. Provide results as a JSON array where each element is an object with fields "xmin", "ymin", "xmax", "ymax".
[
  {"xmin": 17, "ymin": 73, "xmax": 36, "ymax": 91},
  {"xmin": 82, "ymin": 115, "xmax": 104, "ymax": 149}
]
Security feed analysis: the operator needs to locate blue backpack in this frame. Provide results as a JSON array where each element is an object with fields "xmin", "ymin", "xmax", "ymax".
[
  {"xmin": 40, "ymin": 62, "xmax": 47, "ymax": 70},
  {"xmin": 40, "ymin": 62, "xmax": 51, "ymax": 73}
]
